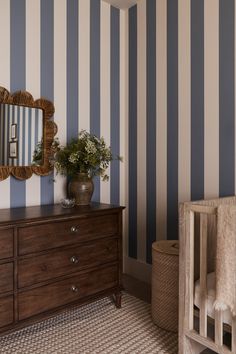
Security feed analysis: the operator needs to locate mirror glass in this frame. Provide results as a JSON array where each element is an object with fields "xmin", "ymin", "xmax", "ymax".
[{"xmin": 0, "ymin": 103, "xmax": 43, "ymax": 167}]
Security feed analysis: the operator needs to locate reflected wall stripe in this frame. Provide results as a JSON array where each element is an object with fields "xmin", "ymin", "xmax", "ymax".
[
  {"xmin": 191, "ymin": 0, "xmax": 204, "ymax": 201},
  {"xmin": 8, "ymin": 105, "xmax": 13, "ymax": 166},
  {"xmin": 18, "ymin": 107, "xmax": 23, "ymax": 166},
  {"xmin": 178, "ymin": 0, "xmax": 191, "ymax": 204},
  {"xmin": 137, "ymin": 0, "xmax": 146, "ymax": 261},
  {"xmin": 156, "ymin": 0, "xmax": 167, "ymax": 241},
  {"xmin": 167, "ymin": 0, "xmax": 178, "ymax": 240},
  {"xmin": 100, "ymin": 1, "xmax": 111, "ymax": 204},
  {"xmin": 219, "ymin": 0, "xmax": 235, "ymax": 197},
  {"xmin": 67, "ymin": 0, "xmax": 78, "ymax": 142},
  {"xmin": 90, "ymin": 0, "xmax": 101, "ymax": 202},
  {"xmin": 30, "ymin": 109, "xmax": 35, "ymax": 166},
  {"xmin": 40, "ymin": 0, "xmax": 54, "ymax": 205},
  {"xmin": 24, "ymin": 108, "xmax": 28, "ymax": 169},
  {"xmin": 54, "ymin": 0, "xmax": 67, "ymax": 203},
  {"xmin": 204, "ymin": 0, "xmax": 219, "ymax": 199},
  {"xmin": 28, "ymin": 109, "xmax": 32, "ymax": 164},
  {"xmin": 110, "ymin": 6, "xmax": 120, "ymax": 205},
  {"xmin": 146, "ymin": 0, "xmax": 156, "ymax": 263},
  {"xmin": 0, "ymin": 108, "xmax": 3, "ymax": 164},
  {"xmin": 128, "ymin": 5, "xmax": 137, "ymax": 259},
  {"xmin": 10, "ymin": 0, "xmax": 26, "ymax": 208},
  {"xmin": 79, "ymin": 0, "xmax": 90, "ymax": 132}
]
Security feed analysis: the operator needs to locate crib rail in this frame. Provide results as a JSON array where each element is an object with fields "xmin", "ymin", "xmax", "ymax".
[{"xmin": 180, "ymin": 203, "xmax": 235, "ymax": 354}]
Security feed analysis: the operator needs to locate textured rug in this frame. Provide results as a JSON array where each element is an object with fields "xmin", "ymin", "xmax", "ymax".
[{"xmin": 0, "ymin": 293, "xmax": 178, "ymax": 354}]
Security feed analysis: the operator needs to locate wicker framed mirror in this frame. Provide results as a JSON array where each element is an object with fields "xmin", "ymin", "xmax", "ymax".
[{"xmin": 0, "ymin": 86, "xmax": 57, "ymax": 180}]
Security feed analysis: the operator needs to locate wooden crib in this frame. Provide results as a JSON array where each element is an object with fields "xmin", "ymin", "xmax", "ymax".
[{"xmin": 179, "ymin": 196, "xmax": 236, "ymax": 354}]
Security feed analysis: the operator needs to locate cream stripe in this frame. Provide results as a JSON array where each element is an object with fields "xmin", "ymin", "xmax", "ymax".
[
  {"xmin": 79, "ymin": 0, "xmax": 90, "ymax": 132},
  {"xmin": 100, "ymin": 1, "xmax": 111, "ymax": 204},
  {"xmin": 25, "ymin": 0, "xmax": 41, "ymax": 206},
  {"xmin": 18, "ymin": 107, "xmax": 23, "ymax": 166},
  {"xmin": 137, "ymin": 0, "xmax": 146, "ymax": 261},
  {"xmin": 178, "ymin": 0, "xmax": 191, "ymax": 204},
  {"xmin": 0, "ymin": 0, "xmax": 10, "ymax": 208},
  {"xmin": 204, "ymin": 0, "xmax": 219, "ymax": 199},
  {"xmin": 54, "ymin": 0, "xmax": 67, "ymax": 203},
  {"xmin": 0, "ymin": 108, "xmax": 3, "ymax": 164},
  {"xmin": 235, "ymin": 2, "xmax": 236, "ymax": 193},
  {"xmin": 120, "ymin": 9, "xmax": 129, "ymax": 266},
  {"xmin": 156, "ymin": 0, "xmax": 167, "ymax": 240}
]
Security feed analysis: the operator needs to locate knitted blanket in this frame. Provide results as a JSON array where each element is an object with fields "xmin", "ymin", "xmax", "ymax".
[{"xmin": 214, "ymin": 205, "xmax": 236, "ymax": 316}]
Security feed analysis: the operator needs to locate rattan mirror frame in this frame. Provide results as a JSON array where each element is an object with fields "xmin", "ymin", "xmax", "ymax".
[{"xmin": 0, "ymin": 86, "xmax": 57, "ymax": 181}]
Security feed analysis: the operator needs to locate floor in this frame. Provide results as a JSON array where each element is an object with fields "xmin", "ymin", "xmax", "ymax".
[
  {"xmin": 122, "ymin": 273, "xmax": 151, "ymax": 304},
  {"xmin": 123, "ymin": 275, "xmax": 229, "ymax": 354},
  {"xmin": 0, "ymin": 290, "xmax": 178, "ymax": 354}
]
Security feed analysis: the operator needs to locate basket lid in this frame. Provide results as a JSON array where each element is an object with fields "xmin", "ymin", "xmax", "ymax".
[{"xmin": 152, "ymin": 240, "xmax": 179, "ymax": 256}]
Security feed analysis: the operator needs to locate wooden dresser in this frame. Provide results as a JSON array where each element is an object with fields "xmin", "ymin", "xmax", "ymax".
[{"xmin": 0, "ymin": 202, "xmax": 124, "ymax": 334}]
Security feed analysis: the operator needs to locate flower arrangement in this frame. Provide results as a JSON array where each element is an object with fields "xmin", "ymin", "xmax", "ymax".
[{"xmin": 53, "ymin": 130, "xmax": 120, "ymax": 181}]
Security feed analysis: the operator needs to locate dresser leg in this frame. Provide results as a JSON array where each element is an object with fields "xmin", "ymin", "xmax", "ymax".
[{"xmin": 114, "ymin": 292, "xmax": 122, "ymax": 308}]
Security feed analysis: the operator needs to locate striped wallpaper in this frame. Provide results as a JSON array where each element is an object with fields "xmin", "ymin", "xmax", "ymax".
[
  {"xmin": 126, "ymin": 0, "xmax": 236, "ymax": 279},
  {"xmin": 0, "ymin": 0, "xmax": 126, "ymax": 214},
  {"xmin": 2, "ymin": 0, "xmax": 235, "ymax": 281}
]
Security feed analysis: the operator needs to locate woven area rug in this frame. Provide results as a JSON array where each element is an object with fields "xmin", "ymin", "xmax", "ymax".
[{"xmin": 0, "ymin": 293, "xmax": 178, "ymax": 354}]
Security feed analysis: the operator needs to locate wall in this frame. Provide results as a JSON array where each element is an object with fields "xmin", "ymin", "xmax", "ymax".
[
  {"xmin": 0, "ymin": 0, "xmax": 126, "ymax": 211},
  {"xmin": 126, "ymin": 0, "xmax": 236, "ymax": 281}
]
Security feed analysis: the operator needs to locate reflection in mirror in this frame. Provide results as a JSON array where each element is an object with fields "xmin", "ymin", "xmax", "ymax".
[{"xmin": 0, "ymin": 104, "xmax": 43, "ymax": 167}]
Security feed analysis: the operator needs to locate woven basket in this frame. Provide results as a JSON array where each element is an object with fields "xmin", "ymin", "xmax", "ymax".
[{"xmin": 151, "ymin": 240, "xmax": 179, "ymax": 332}]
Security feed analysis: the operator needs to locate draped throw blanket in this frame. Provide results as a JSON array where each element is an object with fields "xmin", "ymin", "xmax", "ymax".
[{"xmin": 214, "ymin": 205, "xmax": 236, "ymax": 316}]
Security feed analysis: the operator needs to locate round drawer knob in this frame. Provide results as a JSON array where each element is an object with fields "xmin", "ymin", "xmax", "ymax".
[
  {"xmin": 71, "ymin": 285, "xmax": 79, "ymax": 293},
  {"xmin": 70, "ymin": 256, "xmax": 79, "ymax": 264},
  {"xmin": 71, "ymin": 226, "xmax": 79, "ymax": 233}
]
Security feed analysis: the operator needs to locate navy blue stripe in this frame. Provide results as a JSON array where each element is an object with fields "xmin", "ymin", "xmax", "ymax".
[
  {"xmin": 41, "ymin": 0, "xmax": 54, "ymax": 205},
  {"xmin": 110, "ymin": 7, "xmax": 120, "ymax": 205},
  {"xmin": 10, "ymin": 0, "xmax": 26, "ymax": 207},
  {"xmin": 146, "ymin": 0, "xmax": 156, "ymax": 263},
  {"xmin": 22, "ymin": 108, "xmax": 25, "ymax": 166},
  {"xmin": 16, "ymin": 106, "xmax": 20, "ymax": 166},
  {"xmin": 219, "ymin": 0, "xmax": 235, "ymax": 197},
  {"xmin": 28, "ymin": 109, "xmax": 32, "ymax": 165},
  {"xmin": 128, "ymin": 5, "xmax": 137, "ymax": 259},
  {"xmin": 90, "ymin": 0, "xmax": 101, "ymax": 202},
  {"xmin": 35, "ymin": 109, "xmax": 39, "ymax": 149},
  {"xmin": 191, "ymin": 0, "xmax": 204, "ymax": 201},
  {"xmin": 167, "ymin": 0, "xmax": 178, "ymax": 240},
  {"xmin": 67, "ymin": 0, "xmax": 79, "ymax": 142}
]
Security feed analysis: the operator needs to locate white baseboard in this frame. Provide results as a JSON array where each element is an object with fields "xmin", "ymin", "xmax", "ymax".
[{"xmin": 123, "ymin": 256, "xmax": 152, "ymax": 284}]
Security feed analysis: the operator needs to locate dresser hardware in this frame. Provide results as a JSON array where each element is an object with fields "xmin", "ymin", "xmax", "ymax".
[
  {"xmin": 70, "ymin": 256, "xmax": 79, "ymax": 264},
  {"xmin": 71, "ymin": 285, "xmax": 79, "ymax": 293},
  {"xmin": 70, "ymin": 226, "xmax": 79, "ymax": 233}
]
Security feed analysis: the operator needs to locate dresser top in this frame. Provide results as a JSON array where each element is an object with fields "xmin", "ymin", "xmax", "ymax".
[{"xmin": 0, "ymin": 202, "xmax": 124, "ymax": 225}]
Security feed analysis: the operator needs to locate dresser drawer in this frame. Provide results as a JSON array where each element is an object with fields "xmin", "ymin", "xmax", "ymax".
[
  {"xmin": 0, "ymin": 263, "xmax": 13, "ymax": 294},
  {"xmin": 0, "ymin": 229, "xmax": 14, "ymax": 260},
  {"xmin": 18, "ymin": 238, "xmax": 118, "ymax": 288},
  {"xmin": 18, "ymin": 214, "xmax": 118, "ymax": 255},
  {"xmin": 18, "ymin": 265, "xmax": 118, "ymax": 320},
  {"xmin": 0, "ymin": 296, "xmax": 14, "ymax": 328}
]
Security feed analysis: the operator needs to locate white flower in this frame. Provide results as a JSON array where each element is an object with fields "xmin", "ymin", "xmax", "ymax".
[
  {"xmin": 85, "ymin": 140, "xmax": 97, "ymax": 154},
  {"xmin": 69, "ymin": 152, "xmax": 79, "ymax": 164}
]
